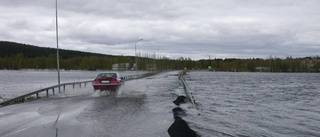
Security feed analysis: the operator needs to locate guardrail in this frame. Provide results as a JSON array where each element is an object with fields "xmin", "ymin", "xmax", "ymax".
[
  {"xmin": 0, "ymin": 71, "xmax": 160, "ymax": 107},
  {"xmin": 0, "ymin": 80, "xmax": 93, "ymax": 107},
  {"xmin": 121, "ymin": 71, "xmax": 158, "ymax": 81},
  {"xmin": 179, "ymin": 71, "xmax": 197, "ymax": 110}
]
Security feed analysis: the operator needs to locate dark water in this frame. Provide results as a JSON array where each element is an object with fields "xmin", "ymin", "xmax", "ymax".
[{"xmin": 184, "ymin": 72, "xmax": 320, "ymax": 137}]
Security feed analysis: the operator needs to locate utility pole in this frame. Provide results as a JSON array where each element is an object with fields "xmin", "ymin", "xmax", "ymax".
[{"xmin": 55, "ymin": 0, "xmax": 61, "ymax": 92}]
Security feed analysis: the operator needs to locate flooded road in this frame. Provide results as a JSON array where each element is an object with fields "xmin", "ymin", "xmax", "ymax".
[
  {"xmin": 0, "ymin": 71, "xmax": 185, "ymax": 137},
  {"xmin": 2, "ymin": 71, "xmax": 319, "ymax": 137}
]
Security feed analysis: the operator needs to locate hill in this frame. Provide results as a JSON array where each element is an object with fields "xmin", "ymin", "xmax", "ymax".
[{"xmin": 0, "ymin": 41, "xmax": 114, "ymax": 59}]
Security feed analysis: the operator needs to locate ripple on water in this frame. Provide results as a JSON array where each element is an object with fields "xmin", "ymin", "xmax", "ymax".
[{"xmin": 184, "ymin": 72, "xmax": 320, "ymax": 137}]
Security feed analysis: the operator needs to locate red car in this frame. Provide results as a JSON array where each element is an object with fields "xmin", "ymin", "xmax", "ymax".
[{"xmin": 92, "ymin": 72, "xmax": 125, "ymax": 91}]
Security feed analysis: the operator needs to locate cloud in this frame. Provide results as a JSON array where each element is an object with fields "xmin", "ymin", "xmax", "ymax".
[{"xmin": 0, "ymin": 0, "xmax": 319, "ymax": 59}]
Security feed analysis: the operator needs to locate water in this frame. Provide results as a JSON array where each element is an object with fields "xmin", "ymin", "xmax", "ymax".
[
  {"xmin": 0, "ymin": 70, "xmax": 142, "ymax": 99},
  {"xmin": 1, "ymin": 70, "xmax": 319, "ymax": 136},
  {"xmin": 184, "ymin": 71, "xmax": 320, "ymax": 137}
]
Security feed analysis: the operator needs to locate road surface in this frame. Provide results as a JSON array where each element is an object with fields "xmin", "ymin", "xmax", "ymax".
[{"xmin": 0, "ymin": 71, "xmax": 186, "ymax": 137}]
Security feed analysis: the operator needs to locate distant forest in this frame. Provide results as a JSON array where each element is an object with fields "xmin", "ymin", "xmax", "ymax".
[{"xmin": 0, "ymin": 41, "xmax": 319, "ymax": 72}]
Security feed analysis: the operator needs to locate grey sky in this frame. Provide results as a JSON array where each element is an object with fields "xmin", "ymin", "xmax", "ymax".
[{"xmin": 1, "ymin": 0, "xmax": 319, "ymax": 60}]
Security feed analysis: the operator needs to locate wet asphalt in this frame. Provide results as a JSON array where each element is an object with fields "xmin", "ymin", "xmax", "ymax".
[{"xmin": 0, "ymin": 71, "xmax": 193, "ymax": 137}]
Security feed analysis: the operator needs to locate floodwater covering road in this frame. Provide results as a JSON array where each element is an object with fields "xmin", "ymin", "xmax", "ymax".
[{"xmin": 0, "ymin": 71, "xmax": 193, "ymax": 137}]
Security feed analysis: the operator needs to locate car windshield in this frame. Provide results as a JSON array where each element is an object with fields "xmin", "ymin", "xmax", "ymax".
[{"xmin": 97, "ymin": 73, "xmax": 117, "ymax": 78}]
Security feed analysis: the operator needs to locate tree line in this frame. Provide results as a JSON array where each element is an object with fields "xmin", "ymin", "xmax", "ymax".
[
  {"xmin": 1, "ymin": 41, "xmax": 319, "ymax": 72},
  {"xmin": 1, "ymin": 52, "xmax": 319, "ymax": 72}
]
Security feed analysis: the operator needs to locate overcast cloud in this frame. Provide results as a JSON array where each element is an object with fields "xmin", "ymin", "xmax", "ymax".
[{"xmin": 1, "ymin": 0, "xmax": 319, "ymax": 59}]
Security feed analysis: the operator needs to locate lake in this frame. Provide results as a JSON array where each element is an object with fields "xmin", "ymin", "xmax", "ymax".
[{"xmin": 184, "ymin": 71, "xmax": 320, "ymax": 137}]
